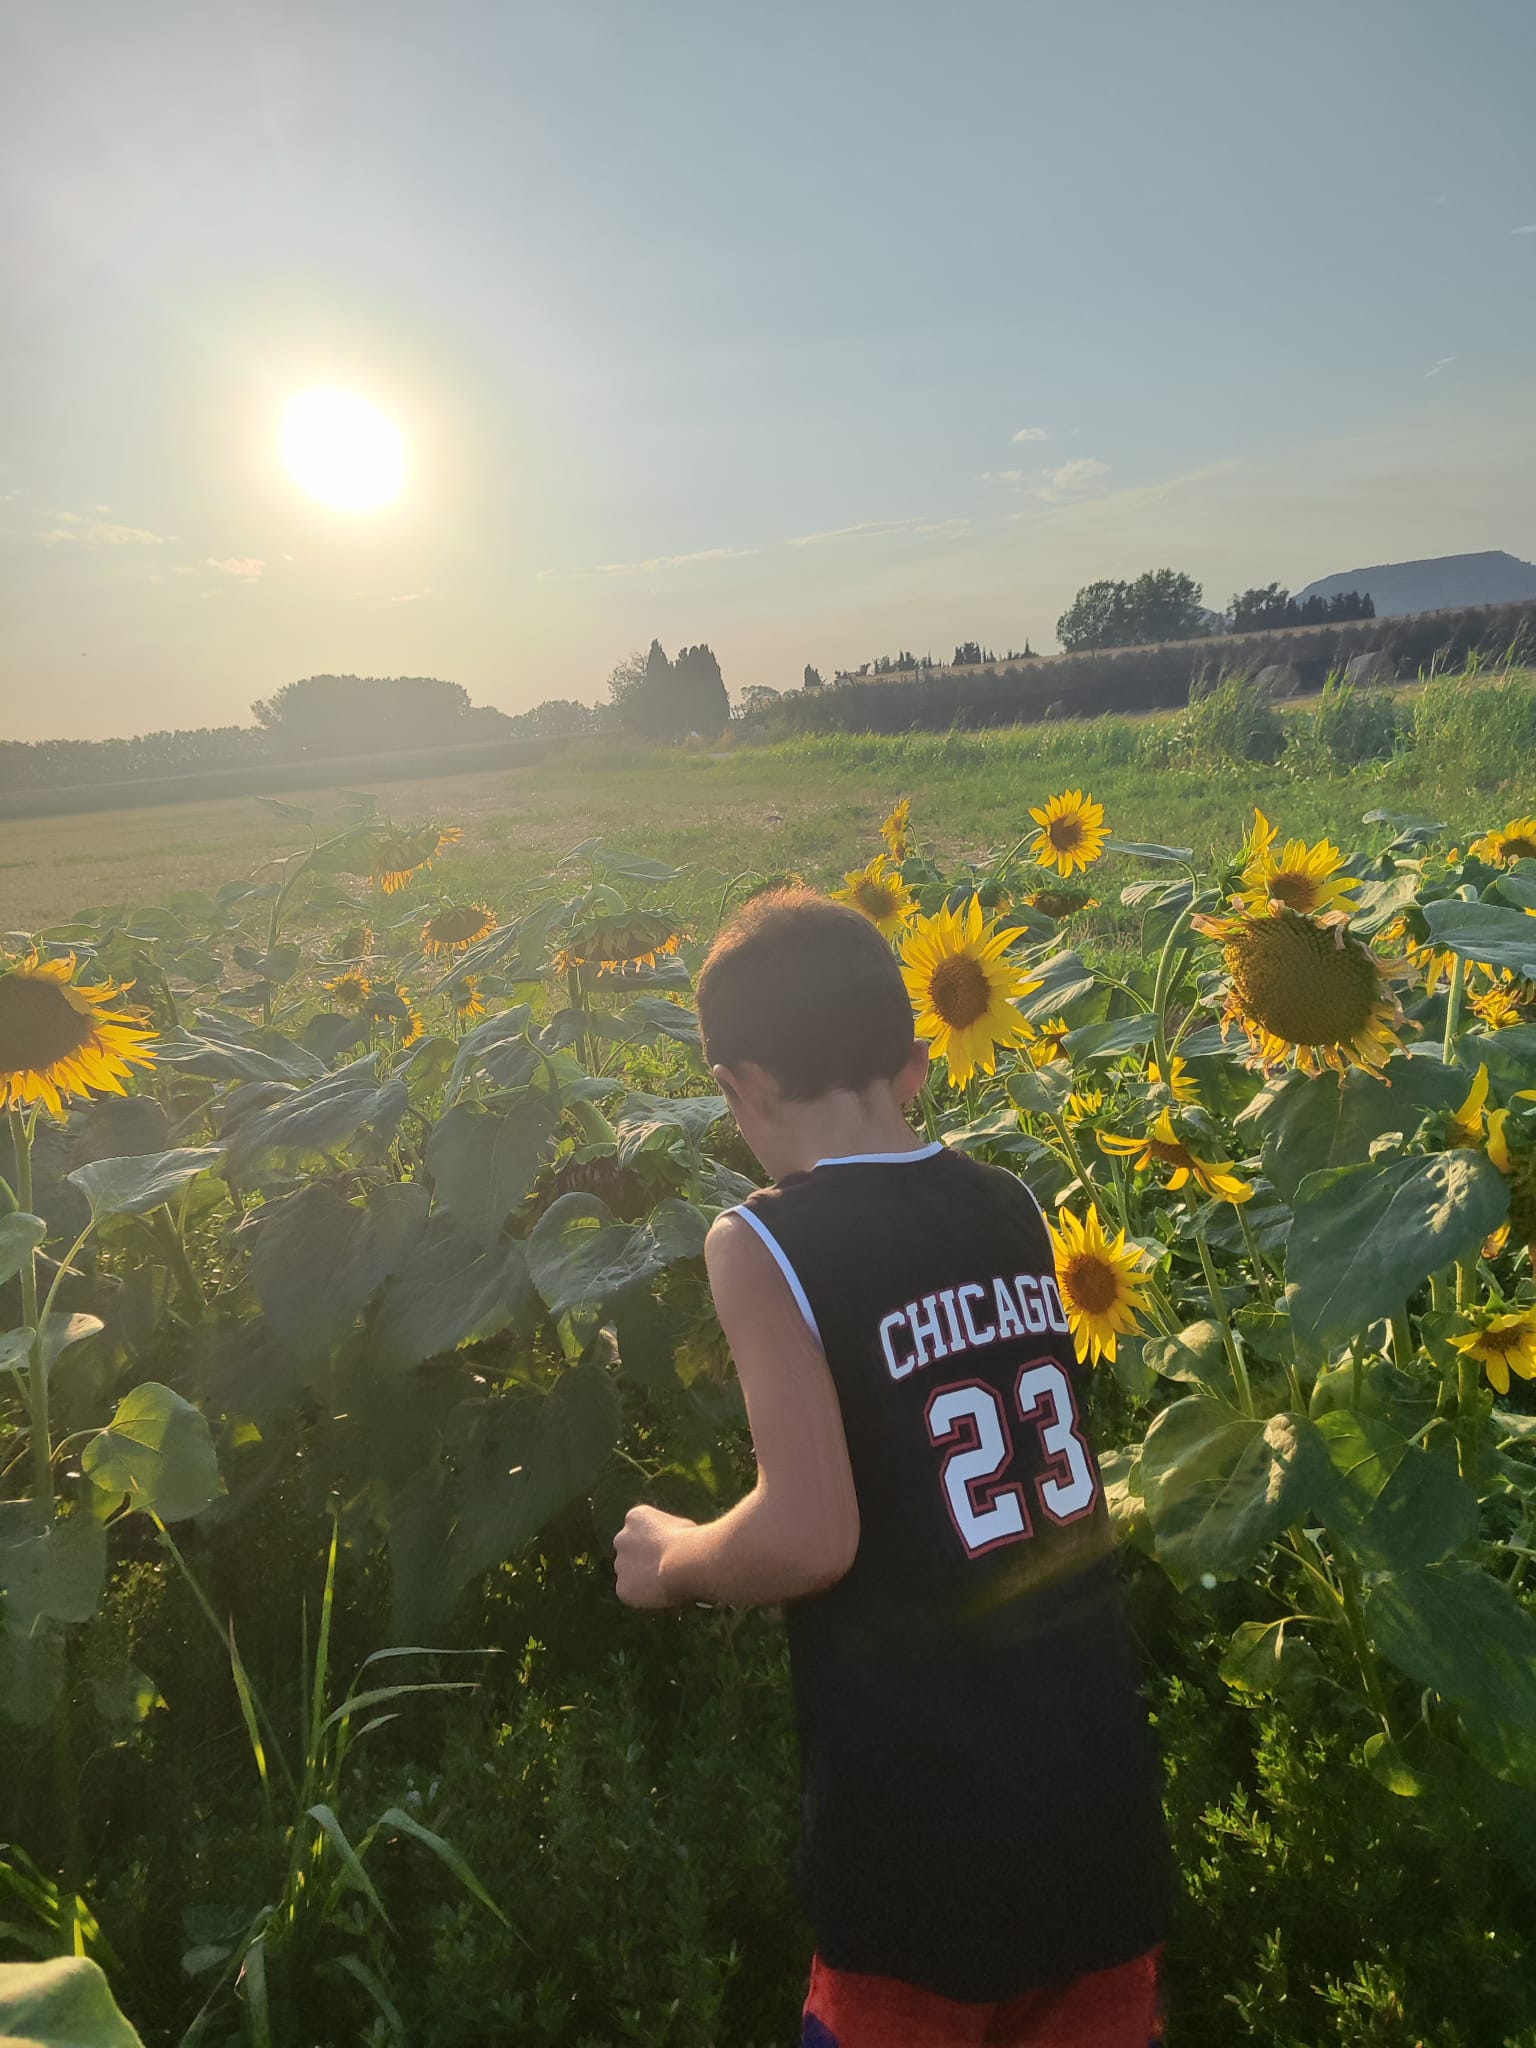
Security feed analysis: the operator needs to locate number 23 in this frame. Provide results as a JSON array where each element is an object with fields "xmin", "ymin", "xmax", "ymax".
[{"xmin": 923, "ymin": 1361, "xmax": 1097, "ymax": 1555}]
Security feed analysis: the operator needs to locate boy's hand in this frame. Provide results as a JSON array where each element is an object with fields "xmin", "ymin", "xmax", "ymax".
[{"xmin": 614, "ymin": 1503, "xmax": 699, "ymax": 1609}]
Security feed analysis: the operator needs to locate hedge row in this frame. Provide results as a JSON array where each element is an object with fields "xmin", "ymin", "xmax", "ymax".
[{"xmin": 756, "ymin": 602, "xmax": 1536, "ymax": 737}]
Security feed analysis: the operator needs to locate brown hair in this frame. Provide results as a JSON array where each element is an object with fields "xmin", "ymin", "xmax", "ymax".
[{"xmin": 696, "ymin": 889, "xmax": 917, "ymax": 1100}]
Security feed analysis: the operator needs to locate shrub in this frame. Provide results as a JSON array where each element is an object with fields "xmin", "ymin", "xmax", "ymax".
[
  {"xmin": 1183, "ymin": 671, "xmax": 1288, "ymax": 765},
  {"xmin": 1412, "ymin": 666, "xmax": 1536, "ymax": 791},
  {"xmin": 1305, "ymin": 676, "xmax": 1406, "ymax": 768}
]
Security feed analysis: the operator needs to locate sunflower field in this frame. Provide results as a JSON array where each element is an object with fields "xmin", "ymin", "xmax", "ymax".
[{"xmin": 4, "ymin": 785, "xmax": 1536, "ymax": 2045}]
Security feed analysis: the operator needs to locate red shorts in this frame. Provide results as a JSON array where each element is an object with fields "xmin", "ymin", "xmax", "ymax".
[{"xmin": 801, "ymin": 1945, "xmax": 1164, "ymax": 2048}]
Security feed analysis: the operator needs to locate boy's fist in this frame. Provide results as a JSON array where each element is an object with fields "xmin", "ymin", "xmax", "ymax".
[{"xmin": 614, "ymin": 1503, "xmax": 697, "ymax": 1609}]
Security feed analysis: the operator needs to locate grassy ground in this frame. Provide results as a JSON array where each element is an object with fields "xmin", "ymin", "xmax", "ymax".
[{"xmin": 3, "ymin": 708, "xmax": 1522, "ymax": 934}]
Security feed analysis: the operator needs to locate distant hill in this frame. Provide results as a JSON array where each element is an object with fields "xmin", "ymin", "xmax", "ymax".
[{"xmin": 1296, "ymin": 550, "xmax": 1536, "ymax": 617}]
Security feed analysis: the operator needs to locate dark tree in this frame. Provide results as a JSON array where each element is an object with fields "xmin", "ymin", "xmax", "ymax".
[
  {"xmin": 1057, "ymin": 570, "xmax": 1207, "ymax": 652},
  {"xmin": 737, "ymin": 684, "xmax": 783, "ymax": 716},
  {"xmin": 1228, "ymin": 585, "xmax": 1376, "ymax": 633},
  {"xmin": 803, "ymin": 664, "xmax": 825, "ymax": 690},
  {"xmin": 251, "ymin": 675, "xmax": 474, "ymax": 758},
  {"xmin": 673, "ymin": 644, "xmax": 730, "ymax": 736}
]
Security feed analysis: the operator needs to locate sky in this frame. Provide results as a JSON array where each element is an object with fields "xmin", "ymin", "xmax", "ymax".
[{"xmin": 3, "ymin": 0, "xmax": 1534, "ymax": 742}]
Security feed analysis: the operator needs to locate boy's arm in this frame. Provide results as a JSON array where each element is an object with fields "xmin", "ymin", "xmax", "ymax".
[{"xmin": 613, "ymin": 1211, "xmax": 860, "ymax": 1610}]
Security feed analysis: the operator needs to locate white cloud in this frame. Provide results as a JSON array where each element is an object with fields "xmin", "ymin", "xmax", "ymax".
[
  {"xmin": 788, "ymin": 517, "xmax": 942, "ymax": 548},
  {"xmin": 1043, "ymin": 457, "xmax": 1109, "ymax": 490},
  {"xmin": 1010, "ymin": 426, "xmax": 1048, "ymax": 443},
  {"xmin": 537, "ymin": 546, "xmax": 758, "ymax": 581},
  {"xmin": 38, "ymin": 528, "xmax": 77, "ymax": 544},
  {"xmin": 977, "ymin": 469, "xmax": 1028, "ymax": 484},
  {"xmin": 913, "ymin": 518, "xmax": 971, "ymax": 538},
  {"xmin": 390, "ymin": 588, "xmax": 432, "ymax": 603},
  {"xmin": 1424, "ymin": 355, "xmax": 1456, "ymax": 378},
  {"xmin": 89, "ymin": 522, "xmax": 164, "ymax": 545},
  {"xmin": 1511, "ymin": 224, "xmax": 1536, "ymax": 235},
  {"xmin": 207, "ymin": 556, "xmax": 265, "ymax": 578}
]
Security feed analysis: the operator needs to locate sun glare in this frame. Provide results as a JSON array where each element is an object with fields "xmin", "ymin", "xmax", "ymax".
[{"xmin": 281, "ymin": 388, "xmax": 404, "ymax": 511}]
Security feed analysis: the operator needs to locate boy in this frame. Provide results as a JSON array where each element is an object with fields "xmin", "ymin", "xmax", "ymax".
[{"xmin": 614, "ymin": 891, "xmax": 1171, "ymax": 2047}]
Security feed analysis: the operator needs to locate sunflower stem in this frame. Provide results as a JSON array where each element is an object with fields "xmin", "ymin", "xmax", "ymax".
[
  {"xmin": 1441, "ymin": 951, "xmax": 1466, "ymax": 1064},
  {"xmin": 1148, "ymin": 906, "xmax": 1196, "ymax": 1081},
  {"xmin": 1390, "ymin": 1309, "xmax": 1416, "ymax": 1369},
  {"xmin": 1336, "ymin": 1558, "xmax": 1398, "ymax": 1741},
  {"xmin": 1195, "ymin": 1225, "xmax": 1253, "ymax": 1417},
  {"xmin": 1235, "ymin": 1201, "xmax": 1277, "ymax": 1311},
  {"xmin": 1455, "ymin": 1350, "xmax": 1483, "ymax": 1491},
  {"xmin": 9, "ymin": 1106, "xmax": 52, "ymax": 1532}
]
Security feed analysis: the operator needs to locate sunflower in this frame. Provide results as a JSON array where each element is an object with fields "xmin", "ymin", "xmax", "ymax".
[
  {"xmin": 337, "ymin": 924, "xmax": 375, "ymax": 962},
  {"xmin": 1469, "ymin": 975, "xmax": 1532, "ymax": 1032},
  {"xmin": 422, "ymin": 903, "xmax": 498, "ymax": 959},
  {"xmin": 450, "ymin": 977, "xmax": 487, "ymax": 1022},
  {"xmin": 1032, "ymin": 1016, "xmax": 1072, "ymax": 1064},
  {"xmin": 1384, "ymin": 914, "xmax": 1458, "ymax": 996},
  {"xmin": 1445, "ymin": 1064, "xmax": 1491, "ymax": 1149},
  {"xmin": 1470, "ymin": 817, "xmax": 1536, "ymax": 867},
  {"xmin": 1025, "ymin": 887, "xmax": 1098, "ymax": 921},
  {"xmin": 0, "ymin": 952, "xmax": 156, "ymax": 1119},
  {"xmin": 1047, "ymin": 1206, "xmax": 1150, "ymax": 1366},
  {"xmin": 363, "ymin": 982, "xmax": 424, "ymax": 1046},
  {"xmin": 1066, "ymin": 1085, "xmax": 1106, "ymax": 1123},
  {"xmin": 324, "ymin": 969, "xmax": 373, "ymax": 1013},
  {"xmin": 1487, "ymin": 1107, "xmax": 1536, "ymax": 1249},
  {"xmin": 1098, "ymin": 1106, "xmax": 1253, "ymax": 1202},
  {"xmin": 879, "ymin": 797, "xmax": 913, "ymax": 861},
  {"xmin": 553, "ymin": 912, "xmax": 687, "ymax": 980},
  {"xmin": 1194, "ymin": 906, "xmax": 1406, "ymax": 1077},
  {"xmin": 371, "ymin": 824, "xmax": 462, "ymax": 896},
  {"xmin": 833, "ymin": 855, "xmax": 916, "ymax": 939},
  {"xmin": 1148, "ymin": 1055, "xmax": 1200, "ymax": 1105},
  {"xmin": 1236, "ymin": 810, "xmax": 1360, "ymax": 921},
  {"xmin": 899, "ymin": 898, "xmax": 1040, "ymax": 1088},
  {"xmin": 1452, "ymin": 1307, "xmax": 1536, "ymax": 1397},
  {"xmin": 1028, "ymin": 790, "xmax": 1109, "ymax": 879}
]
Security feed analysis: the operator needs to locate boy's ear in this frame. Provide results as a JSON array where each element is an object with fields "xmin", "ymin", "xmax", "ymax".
[
  {"xmin": 713, "ymin": 1059, "xmax": 782, "ymax": 1120},
  {"xmin": 899, "ymin": 1038, "xmax": 931, "ymax": 1101}
]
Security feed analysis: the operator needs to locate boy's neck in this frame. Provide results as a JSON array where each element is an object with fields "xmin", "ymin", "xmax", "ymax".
[{"xmin": 766, "ymin": 1091, "xmax": 928, "ymax": 1182}]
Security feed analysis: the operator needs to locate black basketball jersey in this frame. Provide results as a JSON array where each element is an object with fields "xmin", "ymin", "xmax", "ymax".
[{"xmin": 732, "ymin": 1142, "xmax": 1171, "ymax": 2002}]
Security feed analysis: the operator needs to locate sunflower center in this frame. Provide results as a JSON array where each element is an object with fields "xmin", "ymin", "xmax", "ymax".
[
  {"xmin": 1062, "ymin": 1252, "xmax": 1120, "ymax": 1315},
  {"xmin": 1148, "ymin": 1136, "xmax": 1193, "ymax": 1168},
  {"xmin": 1501, "ymin": 836, "xmax": 1536, "ymax": 861},
  {"xmin": 1048, "ymin": 816, "xmax": 1086, "ymax": 853},
  {"xmin": 430, "ymin": 907, "xmax": 490, "ymax": 946},
  {"xmin": 1482, "ymin": 1327, "xmax": 1522, "ymax": 1360},
  {"xmin": 1227, "ymin": 909, "xmax": 1381, "ymax": 1048},
  {"xmin": 854, "ymin": 880, "xmax": 900, "ymax": 919},
  {"xmin": 1266, "ymin": 870, "xmax": 1319, "ymax": 911},
  {"xmin": 0, "ymin": 972, "xmax": 95, "ymax": 1073},
  {"xmin": 928, "ymin": 955, "xmax": 993, "ymax": 1028}
]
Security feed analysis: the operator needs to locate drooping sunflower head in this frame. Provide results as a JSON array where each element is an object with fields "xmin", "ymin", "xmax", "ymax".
[
  {"xmin": 1025, "ymin": 887, "xmax": 1098, "ymax": 922},
  {"xmin": 899, "ymin": 897, "xmax": 1039, "ymax": 1088},
  {"xmin": 363, "ymin": 982, "xmax": 424, "ymax": 1045},
  {"xmin": 324, "ymin": 969, "xmax": 373, "ymax": 1013},
  {"xmin": 554, "ymin": 911, "xmax": 687, "ymax": 980},
  {"xmin": 421, "ymin": 902, "xmax": 498, "ymax": 959},
  {"xmin": 879, "ymin": 797, "xmax": 913, "ymax": 861},
  {"xmin": 1028, "ymin": 789, "xmax": 1109, "ymax": 879},
  {"xmin": 1066, "ymin": 1084, "xmax": 1105, "ymax": 1123},
  {"xmin": 1195, "ymin": 906, "xmax": 1405, "ymax": 1077},
  {"xmin": 832, "ymin": 855, "xmax": 916, "ymax": 940},
  {"xmin": 1470, "ymin": 817, "xmax": 1536, "ymax": 867},
  {"xmin": 1099, "ymin": 1105, "xmax": 1253, "ymax": 1202},
  {"xmin": 371, "ymin": 824, "xmax": 462, "ymax": 895},
  {"xmin": 1452, "ymin": 1306, "xmax": 1536, "ymax": 1397},
  {"xmin": 1441, "ymin": 1063, "xmax": 1490, "ymax": 1149},
  {"xmin": 1048, "ymin": 1205, "xmax": 1150, "ymax": 1365},
  {"xmin": 0, "ymin": 951, "xmax": 157, "ymax": 1119},
  {"xmin": 337, "ymin": 923, "xmax": 375, "ymax": 962},
  {"xmin": 450, "ymin": 976, "xmax": 487, "ymax": 1022},
  {"xmin": 1236, "ymin": 810, "xmax": 1361, "ymax": 921}
]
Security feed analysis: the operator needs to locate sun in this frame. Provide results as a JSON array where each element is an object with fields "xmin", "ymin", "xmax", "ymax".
[{"xmin": 281, "ymin": 388, "xmax": 405, "ymax": 511}]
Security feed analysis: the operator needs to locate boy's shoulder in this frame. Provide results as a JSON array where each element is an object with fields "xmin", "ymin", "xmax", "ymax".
[{"xmin": 743, "ymin": 1144, "xmax": 1048, "ymax": 1229}]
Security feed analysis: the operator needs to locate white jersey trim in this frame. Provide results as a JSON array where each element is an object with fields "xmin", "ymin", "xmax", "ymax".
[
  {"xmin": 726, "ymin": 1204, "xmax": 823, "ymax": 1344},
  {"xmin": 811, "ymin": 1140, "xmax": 945, "ymax": 1169}
]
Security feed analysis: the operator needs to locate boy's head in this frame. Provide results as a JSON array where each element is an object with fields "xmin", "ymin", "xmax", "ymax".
[{"xmin": 697, "ymin": 889, "xmax": 926, "ymax": 1168}]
